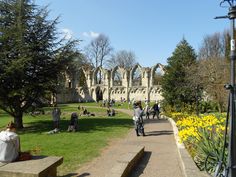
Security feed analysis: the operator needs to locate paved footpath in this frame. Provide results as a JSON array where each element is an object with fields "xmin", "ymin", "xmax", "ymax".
[{"xmin": 75, "ymin": 109, "xmax": 185, "ymax": 177}]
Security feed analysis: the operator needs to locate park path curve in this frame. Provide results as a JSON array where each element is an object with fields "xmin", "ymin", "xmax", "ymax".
[{"xmin": 75, "ymin": 108, "xmax": 185, "ymax": 177}]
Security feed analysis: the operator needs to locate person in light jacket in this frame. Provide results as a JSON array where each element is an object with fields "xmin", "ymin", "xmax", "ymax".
[
  {"xmin": 0, "ymin": 121, "xmax": 20, "ymax": 163},
  {"xmin": 133, "ymin": 101, "xmax": 145, "ymax": 136},
  {"xmin": 52, "ymin": 105, "xmax": 61, "ymax": 129}
]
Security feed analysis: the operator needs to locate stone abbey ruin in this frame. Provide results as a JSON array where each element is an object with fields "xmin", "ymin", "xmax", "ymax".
[{"xmin": 56, "ymin": 63, "xmax": 165, "ymax": 103}]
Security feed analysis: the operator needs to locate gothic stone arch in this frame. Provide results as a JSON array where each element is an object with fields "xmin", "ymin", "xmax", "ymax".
[{"xmin": 56, "ymin": 63, "xmax": 164, "ymax": 103}]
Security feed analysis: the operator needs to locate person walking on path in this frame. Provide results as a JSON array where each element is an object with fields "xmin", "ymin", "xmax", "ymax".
[
  {"xmin": 52, "ymin": 105, "xmax": 61, "ymax": 130},
  {"xmin": 152, "ymin": 101, "xmax": 160, "ymax": 119},
  {"xmin": 133, "ymin": 101, "xmax": 145, "ymax": 136},
  {"xmin": 144, "ymin": 104, "xmax": 150, "ymax": 119},
  {"xmin": 75, "ymin": 107, "xmax": 186, "ymax": 177}
]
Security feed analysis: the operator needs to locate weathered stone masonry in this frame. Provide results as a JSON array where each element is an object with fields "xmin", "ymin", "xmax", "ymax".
[{"xmin": 56, "ymin": 63, "xmax": 164, "ymax": 103}]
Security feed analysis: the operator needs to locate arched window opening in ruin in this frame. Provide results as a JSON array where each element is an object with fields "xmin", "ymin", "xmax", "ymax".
[
  {"xmin": 78, "ymin": 70, "xmax": 87, "ymax": 87},
  {"xmin": 56, "ymin": 63, "xmax": 165, "ymax": 104},
  {"xmin": 68, "ymin": 80, "xmax": 72, "ymax": 88},
  {"xmin": 113, "ymin": 70, "xmax": 122, "ymax": 86},
  {"xmin": 132, "ymin": 67, "xmax": 142, "ymax": 86},
  {"xmin": 96, "ymin": 69, "xmax": 104, "ymax": 84},
  {"xmin": 153, "ymin": 67, "xmax": 163, "ymax": 85},
  {"xmin": 96, "ymin": 86, "xmax": 103, "ymax": 102}
]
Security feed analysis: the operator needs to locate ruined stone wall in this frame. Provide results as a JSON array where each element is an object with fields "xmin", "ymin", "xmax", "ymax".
[{"xmin": 56, "ymin": 63, "xmax": 165, "ymax": 103}]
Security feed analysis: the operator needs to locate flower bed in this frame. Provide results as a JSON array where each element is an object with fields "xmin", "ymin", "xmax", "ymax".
[{"xmin": 171, "ymin": 112, "xmax": 227, "ymax": 174}]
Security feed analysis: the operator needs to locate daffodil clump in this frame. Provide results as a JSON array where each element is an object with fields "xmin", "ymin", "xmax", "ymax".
[
  {"xmin": 170, "ymin": 112, "xmax": 188, "ymax": 121},
  {"xmin": 174, "ymin": 113, "xmax": 227, "ymax": 172},
  {"xmin": 176, "ymin": 114, "xmax": 225, "ymax": 144}
]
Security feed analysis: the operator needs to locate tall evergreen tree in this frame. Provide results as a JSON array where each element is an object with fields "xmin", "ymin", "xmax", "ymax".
[
  {"xmin": 0, "ymin": 0, "xmax": 79, "ymax": 128},
  {"xmin": 161, "ymin": 38, "xmax": 197, "ymax": 110}
]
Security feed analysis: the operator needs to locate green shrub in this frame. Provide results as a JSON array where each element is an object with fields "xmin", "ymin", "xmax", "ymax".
[
  {"xmin": 194, "ymin": 127, "xmax": 227, "ymax": 174},
  {"xmin": 199, "ymin": 101, "xmax": 219, "ymax": 113}
]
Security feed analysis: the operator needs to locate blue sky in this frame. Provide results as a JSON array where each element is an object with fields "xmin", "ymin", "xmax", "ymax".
[{"xmin": 36, "ymin": 0, "xmax": 229, "ymax": 67}]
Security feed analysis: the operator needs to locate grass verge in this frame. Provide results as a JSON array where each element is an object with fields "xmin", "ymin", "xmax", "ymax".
[{"xmin": 0, "ymin": 103, "xmax": 133, "ymax": 176}]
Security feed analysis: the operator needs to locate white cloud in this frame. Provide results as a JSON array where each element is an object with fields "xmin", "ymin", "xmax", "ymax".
[
  {"xmin": 82, "ymin": 31, "xmax": 100, "ymax": 38},
  {"xmin": 61, "ymin": 28, "xmax": 73, "ymax": 40}
]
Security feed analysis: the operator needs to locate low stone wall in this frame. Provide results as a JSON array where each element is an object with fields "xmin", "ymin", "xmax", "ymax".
[
  {"xmin": 106, "ymin": 145, "xmax": 145, "ymax": 177},
  {"xmin": 167, "ymin": 116, "xmax": 209, "ymax": 177},
  {"xmin": 0, "ymin": 156, "xmax": 63, "ymax": 177}
]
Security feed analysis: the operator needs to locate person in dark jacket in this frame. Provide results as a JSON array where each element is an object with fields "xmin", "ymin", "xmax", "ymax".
[
  {"xmin": 68, "ymin": 112, "xmax": 79, "ymax": 132},
  {"xmin": 152, "ymin": 101, "xmax": 160, "ymax": 119}
]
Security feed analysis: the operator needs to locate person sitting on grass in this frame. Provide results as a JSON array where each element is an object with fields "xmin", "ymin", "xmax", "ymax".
[
  {"xmin": 110, "ymin": 109, "xmax": 115, "ymax": 116},
  {"xmin": 0, "ymin": 121, "xmax": 20, "ymax": 162},
  {"xmin": 80, "ymin": 107, "xmax": 89, "ymax": 116},
  {"xmin": 107, "ymin": 108, "xmax": 115, "ymax": 117},
  {"xmin": 68, "ymin": 112, "xmax": 79, "ymax": 132}
]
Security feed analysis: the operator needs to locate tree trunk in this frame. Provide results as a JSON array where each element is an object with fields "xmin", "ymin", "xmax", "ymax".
[
  {"xmin": 218, "ymin": 102, "xmax": 222, "ymax": 113},
  {"xmin": 14, "ymin": 112, "xmax": 24, "ymax": 129}
]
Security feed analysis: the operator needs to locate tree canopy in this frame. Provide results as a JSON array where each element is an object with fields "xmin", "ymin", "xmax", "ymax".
[
  {"xmin": 161, "ymin": 38, "xmax": 197, "ymax": 110},
  {"xmin": 0, "ymin": 0, "xmax": 79, "ymax": 128}
]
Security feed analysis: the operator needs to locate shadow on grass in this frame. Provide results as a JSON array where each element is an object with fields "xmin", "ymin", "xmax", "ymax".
[{"xmin": 18, "ymin": 118, "xmax": 133, "ymax": 134}]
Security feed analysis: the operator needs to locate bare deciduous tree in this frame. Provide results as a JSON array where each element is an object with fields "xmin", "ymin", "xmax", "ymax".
[
  {"xmin": 106, "ymin": 50, "xmax": 137, "ymax": 69},
  {"xmin": 198, "ymin": 57, "xmax": 229, "ymax": 112},
  {"xmin": 194, "ymin": 31, "xmax": 230, "ymax": 112},
  {"xmin": 84, "ymin": 34, "xmax": 113, "ymax": 68},
  {"xmin": 198, "ymin": 32, "xmax": 226, "ymax": 60}
]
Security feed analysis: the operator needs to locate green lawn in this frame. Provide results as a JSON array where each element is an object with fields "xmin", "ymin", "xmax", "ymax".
[{"xmin": 0, "ymin": 104, "xmax": 133, "ymax": 176}]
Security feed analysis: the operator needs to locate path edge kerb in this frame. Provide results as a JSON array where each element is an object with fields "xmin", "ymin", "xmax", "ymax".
[
  {"xmin": 166, "ymin": 116, "xmax": 209, "ymax": 177},
  {"xmin": 105, "ymin": 108, "xmax": 146, "ymax": 177}
]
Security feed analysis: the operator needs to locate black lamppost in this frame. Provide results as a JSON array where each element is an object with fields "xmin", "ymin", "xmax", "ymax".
[{"xmin": 216, "ymin": 1, "xmax": 236, "ymax": 176}]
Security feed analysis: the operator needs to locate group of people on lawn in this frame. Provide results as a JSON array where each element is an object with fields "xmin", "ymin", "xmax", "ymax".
[
  {"xmin": 51, "ymin": 105, "xmax": 96, "ymax": 133},
  {"xmin": 52, "ymin": 100, "xmax": 160, "ymax": 137},
  {"xmin": 0, "ymin": 100, "xmax": 160, "ymax": 163},
  {"xmin": 0, "ymin": 106, "xmax": 79, "ymax": 163},
  {"xmin": 52, "ymin": 105, "xmax": 79, "ymax": 133}
]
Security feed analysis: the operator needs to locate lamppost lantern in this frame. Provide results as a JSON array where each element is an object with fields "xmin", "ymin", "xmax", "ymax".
[{"xmin": 229, "ymin": 6, "xmax": 236, "ymax": 19}]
